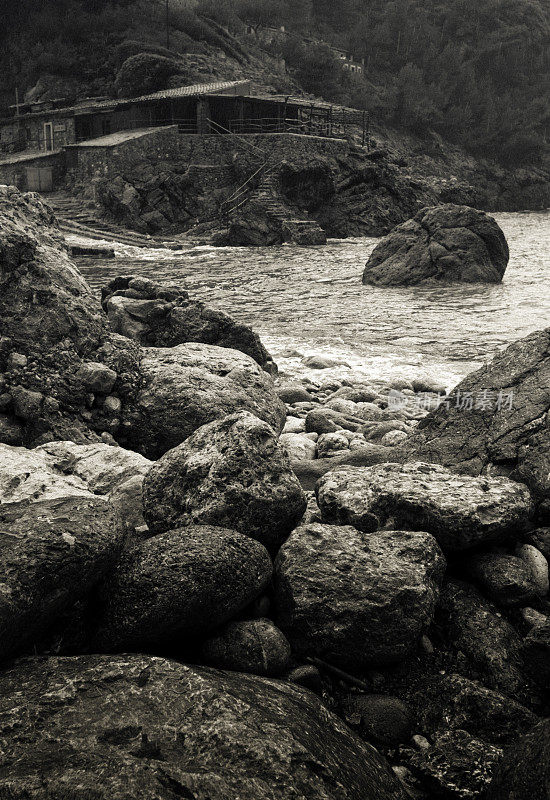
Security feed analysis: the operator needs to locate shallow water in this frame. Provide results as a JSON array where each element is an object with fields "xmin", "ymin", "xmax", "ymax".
[{"xmin": 77, "ymin": 210, "xmax": 550, "ymax": 389}]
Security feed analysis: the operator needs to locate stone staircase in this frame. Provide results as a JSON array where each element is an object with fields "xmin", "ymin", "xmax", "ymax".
[
  {"xmin": 44, "ymin": 192, "xmax": 183, "ymax": 250},
  {"xmin": 250, "ymin": 172, "xmax": 327, "ymax": 245}
]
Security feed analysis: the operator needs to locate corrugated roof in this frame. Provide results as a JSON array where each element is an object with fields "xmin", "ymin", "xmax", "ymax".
[
  {"xmin": 72, "ymin": 80, "xmax": 250, "ymax": 112},
  {"xmin": 135, "ymin": 79, "xmax": 250, "ymax": 102},
  {"xmin": 1, "ymin": 80, "xmax": 251, "ymax": 122}
]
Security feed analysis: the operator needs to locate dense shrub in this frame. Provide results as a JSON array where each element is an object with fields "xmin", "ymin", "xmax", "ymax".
[{"xmin": 114, "ymin": 53, "xmax": 184, "ymax": 98}]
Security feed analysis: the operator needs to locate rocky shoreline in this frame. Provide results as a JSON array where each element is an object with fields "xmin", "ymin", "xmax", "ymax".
[
  {"xmin": 0, "ymin": 185, "xmax": 548, "ymax": 799},
  {"xmin": 68, "ymin": 124, "xmax": 550, "ymax": 248}
]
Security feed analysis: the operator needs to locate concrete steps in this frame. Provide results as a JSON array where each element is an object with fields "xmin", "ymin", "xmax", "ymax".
[{"xmin": 45, "ymin": 192, "xmax": 183, "ymax": 250}]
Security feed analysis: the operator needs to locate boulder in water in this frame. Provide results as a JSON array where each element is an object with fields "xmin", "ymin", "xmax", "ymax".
[
  {"xmin": 102, "ymin": 276, "xmax": 276, "ymax": 372},
  {"xmin": 362, "ymin": 204, "xmax": 509, "ymax": 285}
]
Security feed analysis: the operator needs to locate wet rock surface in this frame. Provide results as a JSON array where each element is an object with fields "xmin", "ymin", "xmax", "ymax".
[
  {"xmin": 363, "ymin": 204, "xmax": 509, "ymax": 285},
  {"xmin": 316, "ymin": 461, "xmax": 532, "ymax": 553},
  {"xmin": 274, "ymin": 523, "xmax": 445, "ymax": 668},
  {"xmin": 102, "ymin": 275, "xmax": 276, "ymax": 371},
  {"xmin": 0, "ymin": 653, "xmax": 409, "ymax": 800},
  {"xmin": 142, "ymin": 411, "xmax": 306, "ymax": 551}
]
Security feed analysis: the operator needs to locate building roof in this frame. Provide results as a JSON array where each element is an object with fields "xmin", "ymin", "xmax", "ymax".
[
  {"xmin": 136, "ymin": 80, "xmax": 250, "ymax": 102},
  {"xmin": 0, "ymin": 80, "xmax": 251, "ymax": 123}
]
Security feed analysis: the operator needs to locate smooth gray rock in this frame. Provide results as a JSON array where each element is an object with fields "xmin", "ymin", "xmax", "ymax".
[
  {"xmin": 274, "ymin": 523, "xmax": 445, "ymax": 668},
  {"xmin": 340, "ymin": 694, "xmax": 413, "ymax": 746},
  {"xmin": 0, "ymin": 653, "xmax": 409, "ymax": 800}
]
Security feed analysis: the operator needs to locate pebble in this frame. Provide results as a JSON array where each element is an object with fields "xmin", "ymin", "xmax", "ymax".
[
  {"xmin": 420, "ymin": 634, "xmax": 434, "ymax": 654},
  {"xmin": 282, "ymin": 416, "xmax": 306, "ymax": 434},
  {"xmin": 287, "ymin": 665, "xmax": 323, "ymax": 694},
  {"xmin": 516, "ymin": 543, "xmax": 549, "ymax": 595},
  {"xmin": 7, "ymin": 352, "xmax": 27, "ymax": 369},
  {"xmin": 381, "ymin": 429, "xmax": 409, "ymax": 446},
  {"xmin": 412, "ymin": 734, "xmax": 431, "ymax": 750}
]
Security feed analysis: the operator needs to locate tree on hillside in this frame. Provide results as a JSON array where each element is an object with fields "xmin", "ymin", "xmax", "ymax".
[{"xmin": 236, "ymin": 0, "xmax": 286, "ymax": 34}]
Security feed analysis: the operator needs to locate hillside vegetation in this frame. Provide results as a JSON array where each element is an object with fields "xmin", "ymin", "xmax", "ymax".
[{"xmin": 1, "ymin": 0, "xmax": 549, "ymax": 168}]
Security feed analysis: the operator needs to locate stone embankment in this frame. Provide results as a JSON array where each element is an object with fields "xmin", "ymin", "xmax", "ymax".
[
  {"xmin": 0, "ymin": 186, "xmax": 548, "ymax": 800},
  {"xmin": 61, "ymin": 126, "xmax": 550, "ymax": 247}
]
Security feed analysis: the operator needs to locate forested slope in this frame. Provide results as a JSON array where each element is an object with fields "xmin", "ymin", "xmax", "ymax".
[{"xmin": 1, "ymin": 0, "xmax": 549, "ymax": 169}]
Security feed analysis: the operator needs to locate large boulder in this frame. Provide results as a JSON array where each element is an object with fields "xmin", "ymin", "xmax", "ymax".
[
  {"xmin": 274, "ymin": 523, "xmax": 445, "ymax": 668},
  {"xmin": 0, "ymin": 653, "xmax": 408, "ymax": 800},
  {"xmin": 316, "ymin": 461, "xmax": 533, "ymax": 553},
  {"xmin": 0, "ymin": 495, "xmax": 122, "ymax": 662},
  {"xmin": 487, "ymin": 718, "xmax": 550, "ymax": 800},
  {"xmin": 102, "ymin": 276, "xmax": 276, "ymax": 372},
  {"xmin": 119, "ymin": 343, "xmax": 286, "ymax": 459},
  {"xmin": 94, "ymin": 525, "xmax": 273, "ymax": 650},
  {"xmin": 362, "ymin": 204, "xmax": 509, "ymax": 285},
  {"xmin": 0, "ymin": 185, "xmax": 105, "ymax": 358},
  {"xmin": 0, "ymin": 186, "xmax": 112, "ymax": 445},
  {"xmin": 404, "ymin": 327, "xmax": 550, "ymax": 504},
  {"xmin": 143, "ymin": 412, "xmax": 306, "ymax": 552}
]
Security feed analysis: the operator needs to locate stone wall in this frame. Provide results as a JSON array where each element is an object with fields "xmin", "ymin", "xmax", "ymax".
[
  {"xmin": 64, "ymin": 128, "xmax": 353, "ymax": 196},
  {"xmin": 0, "ymin": 151, "xmax": 65, "ymax": 191},
  {"xmin": 65, "ymin": 126, "xmax": 183, "ymax": 182},
  {"xmin": 176, "ymin": 132, "xmax": 352, "ymax": 166}
]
